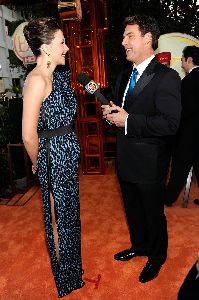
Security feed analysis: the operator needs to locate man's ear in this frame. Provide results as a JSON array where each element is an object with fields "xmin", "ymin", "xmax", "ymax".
[
  {"xmin": 187, "ymin": 56, "xmax": 193, "ymax": 65},
  {"xmin": 145, "ymin": 32, "xmax": 152, "ymax": 46}
]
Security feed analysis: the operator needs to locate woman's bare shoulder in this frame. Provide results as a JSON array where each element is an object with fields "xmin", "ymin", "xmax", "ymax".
[
  {"xmin": 23, "ymin": 71, "xmax": 48, "ymax": 104},
  {"xmin": 24, "ymin": 71, "xmax": 46, "ymax": 90}
]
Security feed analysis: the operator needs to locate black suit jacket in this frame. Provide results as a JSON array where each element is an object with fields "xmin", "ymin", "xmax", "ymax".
[
  {"xmin": 175, "ymin": 67, "xmax": 199, "ymax": 147},
  {"xmin": 114, "ymin": 58, "xmax": 181, "ymax": 183}
]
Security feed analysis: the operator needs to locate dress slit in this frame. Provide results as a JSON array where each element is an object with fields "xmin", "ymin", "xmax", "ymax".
[
  {"xmin": 50, "ymin": 192, "xmax": 60, "ymax": 262},
  {"xmin": 46, "ymin": 137, "xmax": 60, "ymax": 263}
]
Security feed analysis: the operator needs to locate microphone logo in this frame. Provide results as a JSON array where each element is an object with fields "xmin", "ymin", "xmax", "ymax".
[{"xmin": 85, "ymin": 80, "xmax": 99, "ymax": 94}]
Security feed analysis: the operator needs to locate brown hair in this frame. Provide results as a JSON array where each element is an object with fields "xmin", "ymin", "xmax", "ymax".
[
  {"xmin": 23, "ymin": 17, "xmax": 61, "ymax": 57},
  {"xmin": 124, "ymin": 15, "xmax": 160, "ymax": 50}
]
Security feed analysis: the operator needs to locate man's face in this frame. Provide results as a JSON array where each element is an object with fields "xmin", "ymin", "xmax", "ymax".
[
  {"xmin": 122, "ymin": 24, "xmax": 151, "ymax": 65},
  {"xmin": 181, "ymin": 55, "xmax": 189, "ymax": 74}
]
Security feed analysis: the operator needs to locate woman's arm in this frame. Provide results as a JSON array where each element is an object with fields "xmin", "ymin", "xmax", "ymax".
[{"xmin": 22, "ymin": 75, "xmax": 46, "ymax": 170}]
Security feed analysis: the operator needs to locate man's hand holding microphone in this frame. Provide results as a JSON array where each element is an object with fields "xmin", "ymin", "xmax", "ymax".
[
  {"xmin": 101, "ymin": 101, "xmax": 128, "ymax": 127},
  {"xmin": 77, "ymin": 73, "xmax": 128, "ymax": 127}
]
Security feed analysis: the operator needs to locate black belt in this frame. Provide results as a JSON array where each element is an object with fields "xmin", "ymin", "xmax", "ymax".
[{"xmin": 38, "ymin": 125, "xmax": 73, "ymax": 138}]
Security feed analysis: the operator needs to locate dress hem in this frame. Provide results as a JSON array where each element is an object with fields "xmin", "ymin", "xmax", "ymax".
[{"xmin": 58, "ymin": 281, "xmax": 85, "ymax": 298}]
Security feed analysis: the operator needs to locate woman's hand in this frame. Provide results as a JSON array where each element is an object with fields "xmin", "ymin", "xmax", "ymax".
[{"xmin": 32, "ymin": 165, "xmax": 37, "ymax": 174}]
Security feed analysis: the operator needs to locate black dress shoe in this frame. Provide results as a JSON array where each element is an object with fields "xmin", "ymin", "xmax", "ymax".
[
  {"xmin": 193, "ymin": 199, "xmax": 199, "ymax": 206},
  {"xmin": 114, "ymin": 248, "xmax": 137, "ymax": 261},
  {"xmin": 139, "ymin": 261, "xmax": 162, "ymax": 283}
]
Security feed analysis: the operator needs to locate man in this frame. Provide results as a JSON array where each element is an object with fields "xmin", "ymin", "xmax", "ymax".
[
  {"xmin": 155, "ymin": 51, "xmax": 173, "ymax": 177},
  {"xmin": 165, "ymin": 46, "xmax": 199, "ymax": 206},
  {"xmin": 102, "ymin": 15, "xmax": 181, "ymax": 283},
  {"xmin": 177, "ymin": 253, "xmax": 199, "ymax": 300}
]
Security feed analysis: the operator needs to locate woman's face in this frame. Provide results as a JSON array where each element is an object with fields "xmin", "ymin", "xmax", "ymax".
[{"xmin": 48, "ymin": 29, "xmax": 69, "ymax": 65}]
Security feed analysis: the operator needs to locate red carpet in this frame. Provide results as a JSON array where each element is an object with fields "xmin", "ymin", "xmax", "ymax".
[{"xmin": 0, "ymin": 172, "xmax": 198, "ymax": 299}]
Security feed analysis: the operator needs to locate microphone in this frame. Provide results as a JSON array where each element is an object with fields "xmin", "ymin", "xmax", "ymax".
[
  {"xmin": 77, "ymin": 73, "xmax": 118, "ymax": 125},
  {"xmin": 77, "ymin": 73, "xmax": 109, "ymax": 105}
]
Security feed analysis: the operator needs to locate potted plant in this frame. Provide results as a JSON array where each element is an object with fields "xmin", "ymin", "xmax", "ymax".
[{"xmin": 0, "ymin": 96, "xmax": 12, "ymax": 198}]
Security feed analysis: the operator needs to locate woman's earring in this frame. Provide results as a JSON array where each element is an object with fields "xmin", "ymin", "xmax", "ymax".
[{"xmin": 47, "ymin": 54, "xmax": 51, "ymax": 68}]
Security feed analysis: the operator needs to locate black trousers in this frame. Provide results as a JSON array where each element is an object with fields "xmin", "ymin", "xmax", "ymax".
[
  {"xmin": 177, "ymin": 263, "xmax": 199, "ymax": 300},
  {"xmin": 193, "ymin": 160, "xmax": 199, "ymax": 185},
  {"xmin": 119, "ymin": 179, "xmax": 168, "ymax": 264},
  {"xmin": 166, "ymin": 143, "xmax": 199, "ymax": 203}
]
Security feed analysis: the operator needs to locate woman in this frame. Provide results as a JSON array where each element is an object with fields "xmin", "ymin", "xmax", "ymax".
[{"xmin": 22, "ymin": 17, "xmax": 84, "ymax": 297}]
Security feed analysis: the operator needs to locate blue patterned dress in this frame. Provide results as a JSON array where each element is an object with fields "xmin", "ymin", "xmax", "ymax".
[{"xmin": 37, "ymin": 68, "xmax": 84, "ymax": 297}]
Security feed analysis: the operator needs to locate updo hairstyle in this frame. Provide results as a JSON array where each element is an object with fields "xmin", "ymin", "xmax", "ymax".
[{"xmin": 23, "ymin": 17, "xmax": 61, "ymax": 57}]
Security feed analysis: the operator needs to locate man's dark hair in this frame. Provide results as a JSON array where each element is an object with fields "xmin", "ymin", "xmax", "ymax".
[
  {"xmin": 182, "ymin": 46, "xmax": 199, "ymax": 66},
  {"xmin": 124, "ymin": 15, "xmax": 160, "ymax": 50}
]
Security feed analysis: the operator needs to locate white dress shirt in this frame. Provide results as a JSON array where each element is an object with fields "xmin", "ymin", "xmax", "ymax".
[
  {"xmin": 124, "ymin": 55, "xmax": 155, "ymax": 134},
  {"xmin": 189, "ymin": 66, "xmax": 199, "ymax": 73}
]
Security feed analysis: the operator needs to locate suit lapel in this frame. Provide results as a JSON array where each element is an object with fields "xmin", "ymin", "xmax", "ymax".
[
  {"xmin": 132, "ymin": 72, "xmax": 155, "ymax": 98},
  {"xmin": 123, "ymin": 58, "xmax": 158, "ymax": 109},
  {"xmin": 131, "ymin": 58, "xmax": 157, "ymax": 98}
]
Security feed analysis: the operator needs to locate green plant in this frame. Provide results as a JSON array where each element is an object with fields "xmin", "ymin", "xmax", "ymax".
[
  {"xmin": 0, "ymin": 154, "xmax": 9, "ymax": 197},
  {"xmin": 7, "ymin": 20, "xmax": 24, "ymax": 37},
  {"xmin": 0, "ymin": 102, "xmax": 12, "ymax": 149},
  {"xmin": 9, "ymin": 49, "xmax": 25, "ymax": 71},
  {"xmin": 0, "ymin": 101, "xmax": 12, "ymax": 198}
]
